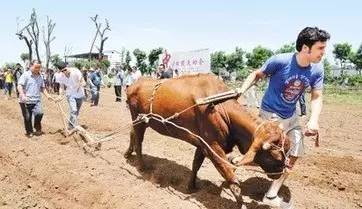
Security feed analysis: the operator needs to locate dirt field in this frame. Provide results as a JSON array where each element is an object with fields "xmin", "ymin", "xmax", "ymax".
[{"xmin": 0, "ymin": 87, "xmax": 361, "ymax": 209}]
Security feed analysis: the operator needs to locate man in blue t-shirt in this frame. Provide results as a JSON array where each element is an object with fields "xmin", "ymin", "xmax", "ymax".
[
  {"xmin": 238, "ymin": 27, "xmax": 330, "ymax": 207},
  {"xmin": 89, "ymin": 68, "xmax": 103, "ymax": 106}
]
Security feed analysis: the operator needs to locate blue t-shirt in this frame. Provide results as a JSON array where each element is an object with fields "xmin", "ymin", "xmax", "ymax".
[
  {"xmin": 90, "ymin": 71, "xmax": 102, "ymax": 87},
  {"xmin": 260, "ymin": 53, "xmax": 324, "ymax": 119}
]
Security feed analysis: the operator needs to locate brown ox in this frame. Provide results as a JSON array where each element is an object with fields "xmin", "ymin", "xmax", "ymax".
[{"xmin": 125, "ymin": 74, "xmax": 290, "ymax": 203}]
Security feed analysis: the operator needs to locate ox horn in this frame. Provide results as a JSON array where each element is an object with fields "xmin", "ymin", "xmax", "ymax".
[
  {"xmin": 262, "ymin": 142, "xmax": 272, "ymax": 150},
  {"xmin": 232, "ymin": 150, "xmax": 256, "ymax": 166}
]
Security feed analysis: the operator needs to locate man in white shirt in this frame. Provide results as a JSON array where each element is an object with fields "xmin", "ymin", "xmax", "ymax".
[
  {"xmin": 114, "ymin": 68, "xmax": 124, "ymax": 102},
  {"xmin": 56, "ymin": 62, "xmax": 86, "ymax": 130},
  {"xmin": 52, "ymin": 70, "xmax": 62, "ymax": 94},
  {"xmin": 133, "ymin": 66, "xmax": 142, "ymax": 81}
]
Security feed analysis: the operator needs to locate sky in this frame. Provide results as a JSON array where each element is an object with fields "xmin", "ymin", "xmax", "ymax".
[{"xmin": 1, "ymin": 0, "xmax": 361, "ymax": 65}]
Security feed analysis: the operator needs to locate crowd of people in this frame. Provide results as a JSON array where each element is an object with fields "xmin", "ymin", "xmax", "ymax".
[
  {"xmin": 1, "ymin": 57, "xmax": 309, "ymax": 140},
  {"xmin": 0, "ymin": 60, "xmax": 147, "ymax": 138}
]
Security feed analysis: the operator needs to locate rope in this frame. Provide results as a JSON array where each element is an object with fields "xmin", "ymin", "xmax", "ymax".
[
  {"xmin": 148, "ymin": 81, "xmax": 165, "ymax": 113},
  {"xmin": 135, "ymin": 112, "xmax": 238, "ymax": 170}
]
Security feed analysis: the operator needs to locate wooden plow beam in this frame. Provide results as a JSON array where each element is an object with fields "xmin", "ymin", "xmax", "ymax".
[{"xmin": 55, "ymin": 102, "xmax": 101, "ymax": 152}]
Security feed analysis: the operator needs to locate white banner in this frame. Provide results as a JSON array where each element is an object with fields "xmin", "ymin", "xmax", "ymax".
[{"xmin": 159, "ymin": 49, "xmax": 210, "ymax": 75}]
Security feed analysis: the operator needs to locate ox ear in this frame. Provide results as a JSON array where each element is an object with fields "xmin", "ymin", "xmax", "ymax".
[{"xmin": 233, "ymin": 150, "xmax": 256, "ymax": 166}]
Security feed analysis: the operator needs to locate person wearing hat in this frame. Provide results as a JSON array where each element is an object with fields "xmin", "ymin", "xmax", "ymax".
[
  {"xmin": 55, "ymin": 61, "xmax": 86, "ymax": 130},
  {"xmin": 17, "ymin": 60, "xmax": 53, "ymax": 138}
]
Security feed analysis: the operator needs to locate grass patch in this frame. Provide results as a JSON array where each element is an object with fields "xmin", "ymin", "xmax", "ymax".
[{"xmin": 324, "ymin": 92, "xmax": 362, "ymax": 105}]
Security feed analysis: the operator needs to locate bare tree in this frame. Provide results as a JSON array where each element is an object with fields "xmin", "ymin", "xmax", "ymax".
[
  {"xmin": 64, "ymin": 45, "xmax": 72, "ymax": 63},
  {"xmin": 88, "ymin": 15, "xmax": 111, "ymax": 60},
  {"xmin": 97, "ymin": 19, "xmax": 111, "ymax": 59},
  {"xmin": 88, "ymin": 15, "xmax": 99, "ymax": 60},
  {"xmin": 16, "ymin": 18, "xmax": 33, "ymax": 62},
  {"xmin": 43, "ymin": 16, "xmax": 56, "ymax": 71},
  {"xmin": 27, "ymin": 9, "xmax": 41, "ymax": 63}
]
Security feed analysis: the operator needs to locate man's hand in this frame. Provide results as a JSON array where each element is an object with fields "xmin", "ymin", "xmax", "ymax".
[
  {"xmin": 19, "ymin": 93, "xmax": 28, "ymax": 102},
  {"xmin": 304, "ymin": 119, "xmax": 319, "ymax": 136}
]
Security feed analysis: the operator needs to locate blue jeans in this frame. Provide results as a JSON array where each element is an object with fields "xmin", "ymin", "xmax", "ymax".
[
  {"xmin": 67, "ymin": 96, "xmax": 83, "ymax": 129},
  {"xmin": 90, "ymin": 86, "xmax": 100, "ymax": 105},
  {"xmin": 20, "ymin": 101, "xmax": 43, "ymax": 134},
  {"xmin": 4, "ymin": 82, "xmax": 13, "ymax": 96}
]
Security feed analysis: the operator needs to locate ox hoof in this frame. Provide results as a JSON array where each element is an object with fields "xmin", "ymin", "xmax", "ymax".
[{"xmin": 124, "ymin": 150, "xmax": 133, "ymax": 158}]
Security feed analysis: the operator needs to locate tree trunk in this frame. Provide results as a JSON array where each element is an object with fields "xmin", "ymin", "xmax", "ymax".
[
  {"xmin": 89, "ymin": 32, "xmax": 98, "ymax": 60},
  {"xmin": 24, "ymin": 36, "xmax": 33, "ymax": 62},
  {"xmin": 16, "ymin": 33, "xmax": 33, "ymax": 63},
  {"xmin": 89, "ymin": 15, "xmax": 100, "ymax": 61},
  {"xmin": 98, "ymin": 37, "xmax": 108, "ymax": 60}
]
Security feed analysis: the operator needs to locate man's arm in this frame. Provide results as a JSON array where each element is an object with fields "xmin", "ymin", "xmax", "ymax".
[
  {"xmin": 17, "ymin": 84, "xmax": 24, "ymax": 95},
  {"xmin": 17, "ymin": 84, "xmax": 27, "ymax": 102},
  {"xmin": 17, "ymin": 74, "xmax": 27, "ymax": 102},
  {"xmin": 237, "ymin": 69, "xmax": 266, "ymax": 94},
  {"xmin": 41, "ymin": 87, "xmax": 52, "ymax": 100},
  {"xmin": 306, "ymin": 89, "xmax": 323, "ymax": 133},
  {"xmin": 88, "ymin": 74, "xmax": 95, "ymax": 87}
]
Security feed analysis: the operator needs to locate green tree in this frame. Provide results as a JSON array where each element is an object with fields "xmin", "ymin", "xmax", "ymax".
[
  {"xmin": 3, "ymin": 63, "xmax": 17, "ymax": 69},
  {"xmin": 148, "ymin": 47, "xmax": 163, "ymax": 74},
  {"xmin": 20, "ymin": 53, "xmax": 30, "ymax": 63},
  {"xmin": 211, "ymin": 51, "xmax": 227, "ymax": 74},
  {"xmin": 225, "ymin": 47, "xmax": 245, "ymax": 73},
  {"xmin": 120, "ymin": 47, "xmax": 126, "ymax": 65},
  {"xmin": 275, "ymin": 43, "xmax": 295, "ymax": 54},
  {"xmin": 323, "ymin": 58, "xmax": 333, "ymax": 82},
  {"xmin": 349, "ymin": 43, "xmax": 362, "ymax": 75},
  {"xmin": 133, "ymin": 48, "xmax": 147, "ymax": 74},
  {"xmin": 99, "ymin": 59, "xmax": 111, "ymax": 71},
  {"xmin": 50, "ymin": 54, "xmax": 61, "ymax": 68},
  {"xmin": 333, "ymin": 42, "xmax": 352, "ymax": 76},
  {"xmin": 246, "ymin": 45, "xmax": 274, "ymax": 69},
  {"xmin": 125, "ymin": 50, "xmax": 132, "ymax": 70},
  {"xmin": 71, "ymin": 59, "xmax": 97, "ymax": 70},
  {"xmin": 73, "ymin": 60, "xmax": 83, "ymax": 70}
]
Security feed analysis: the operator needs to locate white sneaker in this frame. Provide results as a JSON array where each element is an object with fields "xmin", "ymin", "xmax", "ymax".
[
  {"xmin": 262, "ymin": 195, "xmax": 282, "ymax": 207},
  {"xmin": 262, "ymin": 195, "xmax": 294, "ymax": 209},
  {"xmin": 280, "ymin": 200, "xmax": 293, "ymax": 209}
]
